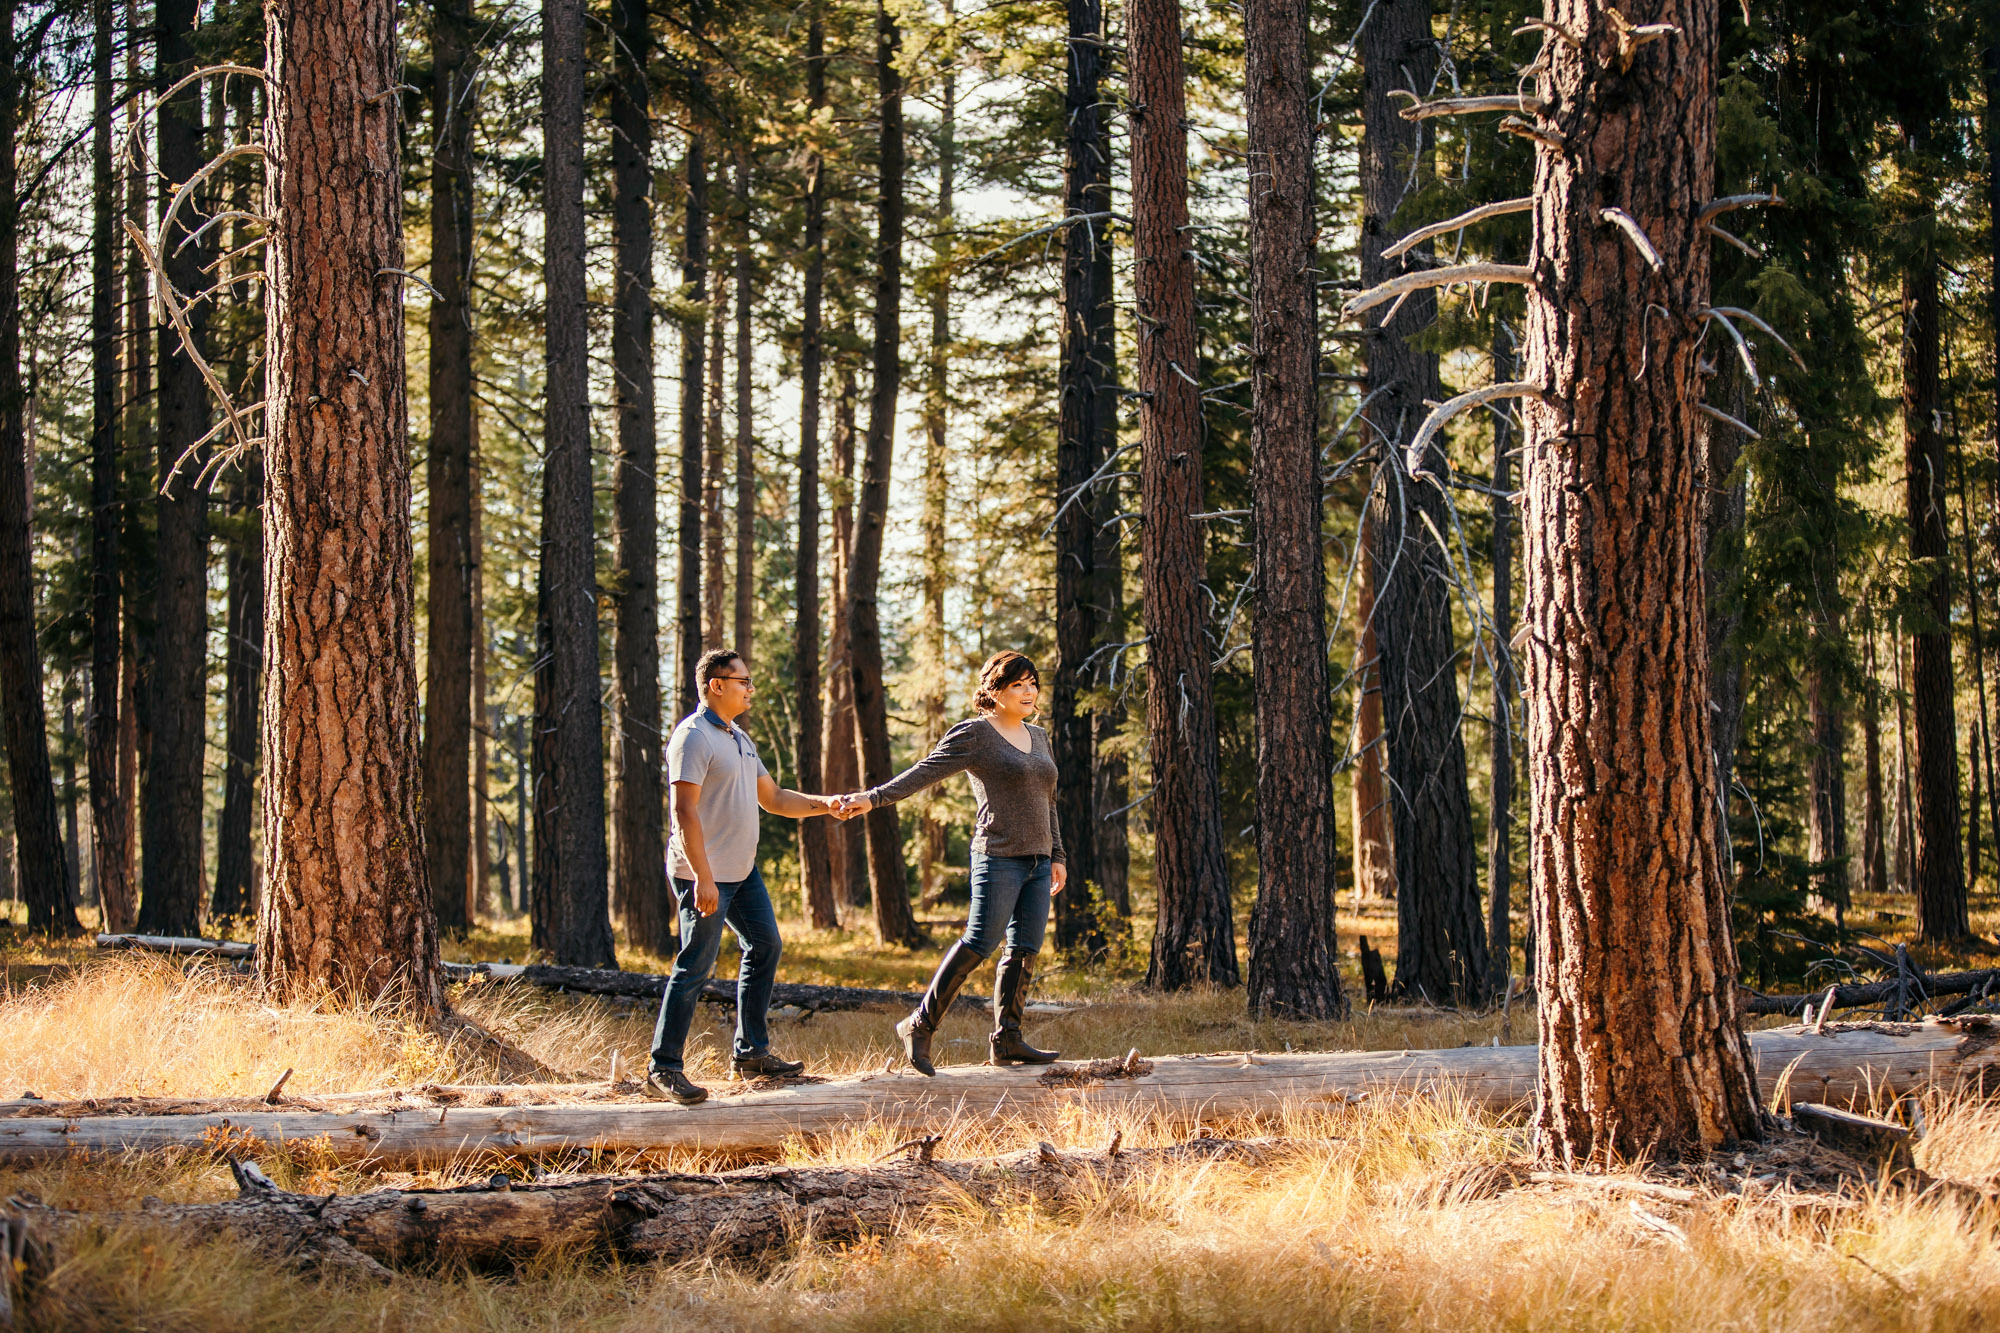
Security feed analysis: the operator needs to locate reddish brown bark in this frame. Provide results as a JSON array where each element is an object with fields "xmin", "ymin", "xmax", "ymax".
[
  {"xmin": 257, "ymin": 0, "xmax": 443, "ymax": 1011},
  {"xmin": 1132, "ymin": 0, "xmax": 1236, "ymax": 989},
  {"xmin": 1244, "ymin": 0, "xmax": 1343, "ymax": 1019},
  {"xmin": 1520, "ymin": 0, "xmax": 1761, "ymax": 1160}
]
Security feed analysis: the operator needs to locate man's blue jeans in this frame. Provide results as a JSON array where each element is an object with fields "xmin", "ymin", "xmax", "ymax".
[
  {"xmin": 961, "ymin": 851, "xmax": 1053, "ymax": 957},
  {"xmin": 648, "ymin": 865, "xmax": 782, "ymax": 1073}
]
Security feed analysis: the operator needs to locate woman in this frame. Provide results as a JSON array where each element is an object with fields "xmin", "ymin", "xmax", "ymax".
[{"xmin": 838, "ymin": 650, "xmax": 1066, "ymax": 1074}]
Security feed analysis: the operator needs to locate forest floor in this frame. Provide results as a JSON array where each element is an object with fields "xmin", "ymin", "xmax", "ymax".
[{"xmin": 0, "ymin": 887, "xmax": 1997, "ymax": 1331}]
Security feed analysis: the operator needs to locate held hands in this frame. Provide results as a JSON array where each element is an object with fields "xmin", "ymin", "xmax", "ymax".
[{"xmin": 827, "ymin": 793, "xmax": 873, "ymax": 822}]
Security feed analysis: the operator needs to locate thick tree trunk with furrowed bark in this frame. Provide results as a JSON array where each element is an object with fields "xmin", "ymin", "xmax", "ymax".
[
  {"xmin": 424, "ymin": 0, "xmax": 477, "ymax": 937},
  {"xmin": 611, "ymin": 0, "xmax": 669, "ymax": 956},
  {"xmin": 139, "ymin": 0, "xmax": 214, "ymax": 938},
  {"xmin": 257, "ymin": 0, "xmax": 442, "ymax": 1011},
  {"xmin": 1132, "ymin": 0, "xmax": 1236, "ymax": 989},
  {"xmin": 850, "ymin": 0, "xmax": 924, "ymax": 948},
  {"xmin": 1245, "ymin": 0, "xmax": 1343, "ymax": 1019},
  {"xmin": 795, "ymin": 9, "xmax": 836, "ymax": 928},
  {"xmin": 1360, "ymin": 0, "xmax": 1489, "ymax": 1006},
  {"xmin": 1520, "ymin": 0, "xmax": 1762, "ymax": 1161},
  {"xmin": 528, "ymin": 0, "xmax": 614, "ymax": 968}
]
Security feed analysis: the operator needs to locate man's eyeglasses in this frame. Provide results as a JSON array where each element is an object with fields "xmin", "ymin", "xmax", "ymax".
[{"xmin": 713, "ymin": 676, "xmax": 753, "ymax": 688}]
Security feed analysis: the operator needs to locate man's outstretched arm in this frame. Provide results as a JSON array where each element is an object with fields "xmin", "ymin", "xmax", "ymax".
[{"xmin": 757, "ymin": 773, "xmax": 836, "ymax": 820}]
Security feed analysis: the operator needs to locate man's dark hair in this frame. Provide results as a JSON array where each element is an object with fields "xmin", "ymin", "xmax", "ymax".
[{"xmin": 697, "ymin": 648, "xmax": 744, "ymax": 693}]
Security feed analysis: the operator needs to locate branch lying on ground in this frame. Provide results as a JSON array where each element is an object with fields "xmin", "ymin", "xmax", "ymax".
[{"xmin": 1740, "ymin": 968, "xmax": 2000, "ymax": 1016}]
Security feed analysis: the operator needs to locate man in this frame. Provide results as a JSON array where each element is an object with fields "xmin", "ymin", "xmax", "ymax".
[{"xmin": 646, "ymin": 647, "xmax": 835, "ymax": 1104}]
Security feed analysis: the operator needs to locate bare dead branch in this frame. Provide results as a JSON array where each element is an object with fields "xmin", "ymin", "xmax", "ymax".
[
  {"xmin": 1498, "ymin": 116, "xmax": 1566, "ymax": 149},
  {"xmin": 1513, "ymin": 18, "xmax": 1582, "ymax": 47},
  {"xmin": 124, "ymin": 220, "xmax": 259, "ymax": 471},
  {"xmin": 1699, "ymin": 403, "xmax": 1761, "ymax": 439},
  {"xmin": 1699, "ymin": 308, "xmax": 1762, "ymax": 388},
  {"xmin": 1392, "ymin": 93, "xmax": 1548, "ymax": 120},
  {"xmin": 1383, "ymin": 198, "xmax": 1533, "ymax": 260},
  {"xmin": 1706, "ymin": 222, "xmax": 1762, "ymax": 259},
  {"xmin": 1404, "ymin": 382, "xmax": 1542, "ymax": 477},
  {"xmin": 1705, "ymin": 304, "xmax": 1807, "ymax": 370},
  {"xmin": 1599, "ymin": 208, "xmax": 1663, "ymax": 273},
  {"xmin": 1341, "ymin": 263, "xmax": 1534, "ymax": 319},
  {"xmin": 1698, "ymin": 192, "xmax": 1782, "ymax": 222},
  {"xmin": 160, "ymin": 144, "xmax": 268, "ymax": 258}
]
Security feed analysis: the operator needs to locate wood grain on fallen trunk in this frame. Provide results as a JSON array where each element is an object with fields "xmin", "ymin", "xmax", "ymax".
[{"xmin": 1, "ymin": 1021, "xmax": 1991, "ymax": 1167}]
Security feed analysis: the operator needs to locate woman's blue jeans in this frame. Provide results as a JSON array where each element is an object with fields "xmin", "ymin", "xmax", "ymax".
[
  {"xmin": 648, "ymin": 866, "xmax": 782, "ymax": 1073},
  {"xmin": 961, "ymin": 851, "xmax": 1052, "ymax": 957}
]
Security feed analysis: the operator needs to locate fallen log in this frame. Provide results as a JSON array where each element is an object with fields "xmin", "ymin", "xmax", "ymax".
[
  {"xmin": 0, "ymin": 1138, "xmax": 1266, "ymax": 1282},
  {"xmin": 1790, "ymin": 1103, "xmax": 1915, "ymax": 1172},
  {"xmin": 89, "ymin": 934, "xmax": 1041, "ymax": 1016},
  {"xmin": 2, "ymin": 1020, "xmax": 1992, "ymax": 1168},
  {"xmin": 1740, "ymin": 968, "xmax": 2000, "ymax": 1016}
]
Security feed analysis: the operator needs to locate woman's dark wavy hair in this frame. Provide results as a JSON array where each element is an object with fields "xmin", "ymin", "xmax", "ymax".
[{"xmin": 973, "ymin": 650, "xmax": 1041, "ymax": 714}]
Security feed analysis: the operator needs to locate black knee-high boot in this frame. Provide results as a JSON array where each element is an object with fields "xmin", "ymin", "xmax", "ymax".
[
  {"xmin": 896, "ymin": 940, "xmax": 984, "ymax": 1076},
  {"xmin": 990, "ymin": 950, "xmax": 1059, "ymax": 1065}
]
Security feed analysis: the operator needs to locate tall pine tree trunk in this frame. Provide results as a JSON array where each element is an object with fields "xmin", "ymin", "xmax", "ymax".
[
  {"xmin": 1349, "ymin": 513, "xmax": 1394, "ymax": 902},
  {"xmin": 210, "ymin": 453, "xmax": 261, "ymax": 923},
  {"xmin": 733, "ymin": 150, "xmax": 754, "ymax": 664},
  {"xmin": 825, "ymin": 359, "xmax": 868, "ymax": 911},
  {"xmin": 677, "ymin": 135, "xmax": 707, "ymax": 720},
  {"xmin": 850, "ymin": 0, "xmax": 924, "ymax": 948},
  {"xmin": 1956, "ymin": 453, "xmax": 1998, "ymax": 887},
  {"xmin": 1244, "ymin": 0, "xmax": 1342, "ymax": 1019},
  {"xmin": 469, "ymin": 461, "xmax": 489, "ymax": 919},
  {"xmin": 424, "ymin": 0, "xmax": 477, "ymax": 936},
  {"xmin": 529, "ymin": 0, "xmax": 615, "ymax": 967},
  {"xmin": 1132, "ymin": 0, "xmax": 1236, "ymax": 989},
  {"xmin": 1860, "ymin": 622, "xmax": 1888, "ymax": 897},
  {"xmin": 118, "ymin": 0, "xmax": 146, "ymax": 911},
  {"xmin": 0, "ymin": 0, "xmax": 79, "ymax": 936},
  {"xmin": 1052, "ymin": 0, "xmax": 1109, "ymax": 947},
  {"xmin": 140, "ymin": 0, "xmax": 214, "ymax": 936},
  {"xmin": 611, "ymin": 0, "xmax": 668, "ymax": 955},
  {"xmin": 704, "ymin": 281, "xmax": 726, "ymax": 649},
  {"xmin": 795, "ymin": 8, "xmax": 837, "ymax": 928},
  {"xmin": 257, "ymin": 0, "xmax": 443, "ymax": 1011},
  {"xmin": 1361, "ymin": 0, "xmax": 1488, "ymax": 1005},
  {"xmin": 88, "ymin": 0, "xmax": 133, "ymax": 935},
  {"xmin": 1521, "ymin": 0, "xmax": 1761, "ymax": 1160},
  {"xmin": 915, "ymin": 13, "xmax": 953, "ymax": 912},
  {"xmin": 1806, "ymin": 666, "xmax": 1847, "ymax": 926},
  {"xmin": 1487, "ymin": 332, "xmax": 1516, "ymax": 989},
  {"xmin": 1902, "ymin": 253, "xmax": 1967, "ymax": 939}
]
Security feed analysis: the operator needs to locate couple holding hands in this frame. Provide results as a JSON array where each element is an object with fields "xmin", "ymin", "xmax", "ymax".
[{"xmin": 645, "ymin": 647, "xmax": 1067, "ymax": 1105}]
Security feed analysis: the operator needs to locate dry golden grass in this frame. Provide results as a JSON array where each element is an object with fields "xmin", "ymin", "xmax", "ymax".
[{"xmin": 2, "ymin": 911, "xmax": 1997, "ymax": 1331}]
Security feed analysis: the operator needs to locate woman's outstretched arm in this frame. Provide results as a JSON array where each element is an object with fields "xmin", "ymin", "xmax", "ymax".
[{"xmin": 859, "ymin": 719, "xmax": 981, "ymax": 808}]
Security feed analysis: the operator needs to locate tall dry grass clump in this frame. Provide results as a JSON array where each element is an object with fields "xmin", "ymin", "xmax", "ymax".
[{"xmin": 0, "ymin": 954, "xmax": 617, "ymax": 1099}]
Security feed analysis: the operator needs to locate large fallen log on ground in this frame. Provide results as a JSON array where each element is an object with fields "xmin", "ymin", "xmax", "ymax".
[
  {"xmin": 1, "ymin": 1019, "xmax": 1990, "ymax": 1168},
  {"xmin": 1740, "ymin": 968, "xmax": 2000, "ymax": 1017},
  {"xmin": 90, "ymin": 934, "xmax": 1031, "ymax": 1015},
  {"xmin": 0, "ymin": 1137, "xmax": 1261, "ymax": 1281}
]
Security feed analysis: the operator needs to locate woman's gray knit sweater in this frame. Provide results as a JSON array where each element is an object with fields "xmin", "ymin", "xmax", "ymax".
[{"xmin": 862, "ymin": 717, "xmax": 1066, "ymax": 863}]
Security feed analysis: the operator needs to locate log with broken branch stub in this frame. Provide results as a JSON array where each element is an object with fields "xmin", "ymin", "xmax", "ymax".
[
  {"xmin": 1382, "ymin": 198, "xmax": 1533, "ymax": 261},
  {"xmin": 1341, "ymin": 263, "xmax": 1534, "ymax": 319},
  {"xmin": 0, "ymin": 1139, "xmax": 1273, "ymax": 1278},
  {"xmin": 0, "ymin": 1023, "xmax": 1992, "ymax": 1167}
]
